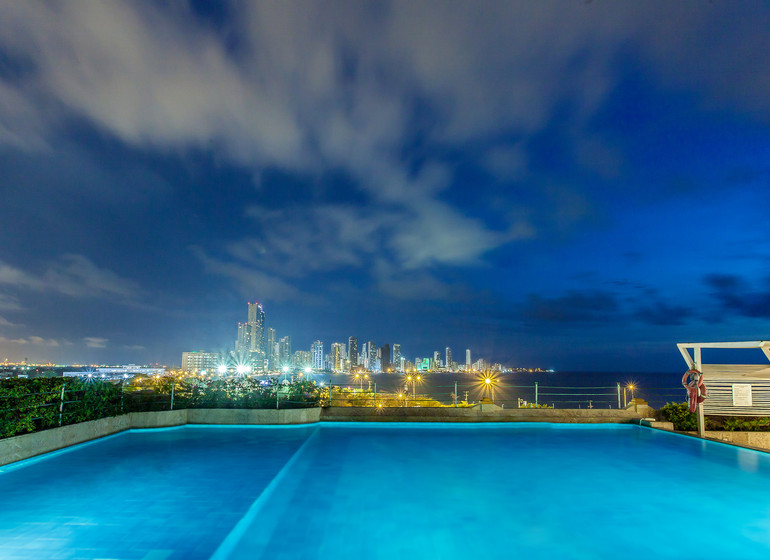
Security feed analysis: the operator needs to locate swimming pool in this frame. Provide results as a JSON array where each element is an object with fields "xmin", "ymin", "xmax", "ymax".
[{"xmin": 1, "ymin": 424, "xmax": 769, "ymax": 559}]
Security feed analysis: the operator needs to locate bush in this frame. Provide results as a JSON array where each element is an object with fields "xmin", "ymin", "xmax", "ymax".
[
  {"xmin": 656, "ymin": 402, "xmax": 698, "ymax": 431},
  {"xmin": 1, "ymin": 376, "xmax": 322, "ymax": 439}
]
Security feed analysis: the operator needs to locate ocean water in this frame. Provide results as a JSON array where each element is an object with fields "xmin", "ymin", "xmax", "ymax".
[{"xmin": 3, "ymin": 424, "xmax": 769, "ymax": 560}]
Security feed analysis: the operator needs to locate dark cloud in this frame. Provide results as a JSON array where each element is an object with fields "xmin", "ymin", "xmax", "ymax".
[
  {"xmin": 522, "ymin": 291, "xmax": 619, "ymax": 324},
  {"xmin": 634, "ymin": 301, "xmax": 692, "ymax": 326},
  {"xmin": 706, "ymin": 274, "xmax": 770, "ymax": 319}
]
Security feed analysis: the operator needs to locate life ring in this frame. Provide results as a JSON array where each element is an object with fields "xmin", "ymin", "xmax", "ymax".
[{"xmin": 682, "ymin": 369, "xmax": 707, "ymax": 412}]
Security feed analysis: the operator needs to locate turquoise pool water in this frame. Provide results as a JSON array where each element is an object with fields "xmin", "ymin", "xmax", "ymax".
[{"xmin": 2, "ymin": 424, "xmax": 770, "ymax": 559}]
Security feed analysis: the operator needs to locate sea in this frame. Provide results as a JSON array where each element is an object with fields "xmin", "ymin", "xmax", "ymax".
[{"xmin": 322, "ymin": 370, "xmax": 683, "ymax": 409}]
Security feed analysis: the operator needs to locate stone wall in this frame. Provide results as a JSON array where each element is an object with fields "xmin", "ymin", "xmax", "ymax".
[
  {"xmin": 321, "ymin": 406, "xmax": 645, "ymax": 423},
  {"xmin": 703, "ymin": 430, "xmax": 770, "ymax": 451}
]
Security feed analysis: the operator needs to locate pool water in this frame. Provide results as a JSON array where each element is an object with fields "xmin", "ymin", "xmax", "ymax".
[{"xmin": 2, "ymin": 424, "xmax": 770, "ymax": 559}]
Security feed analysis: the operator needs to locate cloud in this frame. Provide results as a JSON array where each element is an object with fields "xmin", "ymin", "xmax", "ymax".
[
  {"xmin": 522, "ymin": 291, "xmax": 619, "ymax": 324},
  {"xmin": 634, "ymin": 301, "xmax": 692, "ymax": 326},
  {"xmin": 0, "ymin": 254, "xmax": 139, "ymax": 301},
  {"xmin": 193, "ymin": 247, "xmax": 304, "ymax": 303},
  {"xmin": 0, "ymin": 293, "xmax": 22, "ymax": 311},
  {"xmin": 0, "ymin": 315, "xmax": 16, "ymax": 327},
  {"xmin": 83, "ymin": 337, "xmax": 108, "ymax": 349},
  {"xmin": 10, "ymin": 0, "xmax": 769, "ymax": 281},
  {"xmin": 0, "ymin": 335, "xmax": 61, "ymax": 346},
  {"xmin": 705, "ymin": 274, "xmax": 770, "ymax": 319}
]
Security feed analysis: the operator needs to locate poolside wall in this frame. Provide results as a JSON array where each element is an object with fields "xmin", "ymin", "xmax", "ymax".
[
  {"xmin": 320, "ymin": 406, "xmax": 651, "ymax": 422},
  {"xmin": 703, "ymin": 430, "xmax": 770, "ymax": 451},
  {"xmin": 0, "ymin": 408, "xmax": 321, "ymax": 467}
]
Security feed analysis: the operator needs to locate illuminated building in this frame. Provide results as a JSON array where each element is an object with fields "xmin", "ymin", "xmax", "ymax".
[
  {"xmin": 311, "ymin": 340, "xmax": 323, "ymax": 370},
  {"xmin": 348, "ymin": 337, "xmax": 358, "ymax": 367},
  {"xmin": 331, "ymin": 342, "xmax": 344, "ymax": 372},
  {"xmin": 466, "ymin": 349, "xmax": 471, "ymax": 370},
  {"xmin": 446, "ymin": 347, "xmax": 452, "ymax": 370},
  {"xmin": 392, "ymin": 344, "xmax": 402, "ymax": 372},
  {"xmin": 279, "ymin": 336, "xmax": 292, "ymax": 368},
  {"xmin": 182, "ymin": 352, "xmax": 222, "ymax": 373},
  {"xmin": 247, "ymin": 302, "xmax": 266, "ymax": 370},
  {"xmin": 266, "ymin": 327, "xmax": 276, "ymax": 371}
]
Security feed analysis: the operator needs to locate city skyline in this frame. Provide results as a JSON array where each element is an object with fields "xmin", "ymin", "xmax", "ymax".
[{"xmin": 1, "ymin": 3, "xmax": 769, "ymax": 371}]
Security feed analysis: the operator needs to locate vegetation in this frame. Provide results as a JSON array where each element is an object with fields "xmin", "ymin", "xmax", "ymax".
[
  {"xmin": 655, "ymin": 402, "xmax": 770, "ymax": 432},
  {"xmin": 0, "ymin": 376, "xmax": 322, "ymax": 439},
  {"xmin": 656, "ymin": 402, "xmax": 700, "ymax": 431}
]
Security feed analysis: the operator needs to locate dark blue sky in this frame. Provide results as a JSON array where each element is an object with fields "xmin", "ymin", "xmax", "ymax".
[{"xmin": 1, "ymin": 1, "xmax": 769, "ymax": 371}]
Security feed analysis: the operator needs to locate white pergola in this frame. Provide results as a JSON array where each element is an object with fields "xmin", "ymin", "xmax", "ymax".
[{"xmin": 677, "ymin": 341, "xmax": 770, "ymax": 437}]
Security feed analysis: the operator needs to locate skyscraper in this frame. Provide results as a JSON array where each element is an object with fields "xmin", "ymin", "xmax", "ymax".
[
  {"xmin": 392, "ymin": 344, "xmax": 402, "ymax": 372},
  {"xmin": 381, "ymin": 344, "xmax": 391, "ymax": 372},
  {"xmin": 266, "ymin": 327, "xmax": 276, "ymax": 371},
  {"xmin": 446, "ymin": 347, "xmax": 452, "ymax": 370},
  {"xmin": 311, "ymin": 340, "xmax": 323, "ymax": 370},
  {"xmin": 466, "ymin": 349, "xmax": 471, "ymax": 370},
  {"xmin": 365, "ymin": 341, "xmax": 376, "ymax": 371},
  {"xmin": 235, "ymin": 322, "xmax": 249, "ymax": 356},
  {"xmin": 331, "ymin": 342, "xmax": 344, "ymax": 372},
  {"xmin": 348, "ymin": 336, "xmax": 358, "ymax": 368},
  {"xmin": 279, "ymin": 336, "xmax": 291, "ymax": 369},
  {"xmin": 247, "ymin": 302, "xmax": 266, "ymax": 369}
]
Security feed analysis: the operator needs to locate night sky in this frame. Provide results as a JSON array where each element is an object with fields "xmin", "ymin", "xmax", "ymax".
[{"xmin": 1, "ymin": 1, "xmax": 769, "ymax": 371}]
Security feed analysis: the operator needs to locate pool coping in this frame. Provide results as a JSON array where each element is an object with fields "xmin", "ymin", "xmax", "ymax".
[{"xmin": 3, "ymin": 408, "xmax": 770, "ymax": 467}]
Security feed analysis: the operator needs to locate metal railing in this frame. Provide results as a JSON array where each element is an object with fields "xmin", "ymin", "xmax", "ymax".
[{"xmin": 326, "ymin": 380, "xmax": 683, "ymax": 410}]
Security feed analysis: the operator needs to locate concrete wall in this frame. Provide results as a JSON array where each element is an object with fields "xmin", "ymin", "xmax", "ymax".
[
  {"xmin": 321, "ymin": 406, "xmax": 645, "ymax": 423},
  {"xmin": 703, "ymin": 430, "xmax": 770, "ymax": 451},
  {"xmin": 0, "ymin": 407, "xmax": 321, "ymax": 467}
]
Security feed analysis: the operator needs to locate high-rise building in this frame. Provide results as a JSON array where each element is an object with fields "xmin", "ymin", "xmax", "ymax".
[
  {"xmin": 293, "ymin": 350, "xmax": 311, "ymax": 370},
  {"xmin": 235, "ymin": 322, "xmax": 249, "ymax": 356},
  {"xmin": 348, "ymin": 337, "xmax": 358, "ymax": 367},
  {"xmin": 311, "ymin": 340, "xmax": 324, "ymax": 370},
  {"xmin": 366, "ymin": 341, "xmax": 377, "ymax": 371},
  {"xmin": 446, "ymin": 347, "xmax": 452, "ymax": 370},
  {"xmin": 466, "ymin": 349, "xmax": 471, "ymax": 369},
  {"xmin": 247, "ymin": 302, "xmax": 266, "ymax": 369},
  {"xmin": 331, "ymin": 342, "xmax": 344, "ymax": 372},
  {"xmin": 392, "ymin": 344, "xmax": 402, "ymax": 372},
  {"xmin": 381, "ymin": 344, "xmax": 391, "ymax": 372},
  {"xmin": 279, "ymin": 336, "xmax": 291, "ymax": 369},
  {"xmin": 433, "ymin": 350, "xmax": 441, "ymax": 368},
  {"xmin": 266, "ymin": 327, "xmax": 276, "ymax": 371}
]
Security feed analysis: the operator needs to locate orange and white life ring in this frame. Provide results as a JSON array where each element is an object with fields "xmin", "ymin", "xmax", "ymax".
[{"xmin": 682, "ymin": 369, "xmax": 707, "ymax": 412}]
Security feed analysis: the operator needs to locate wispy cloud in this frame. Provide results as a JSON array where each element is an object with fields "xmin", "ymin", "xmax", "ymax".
[
  {"xmin": 0, "ymin": 255, "xmax": 139, "ymax": 301},
  {"xmin": 83, "ymin": 337, "xmax": 108, "ymax": 349}
]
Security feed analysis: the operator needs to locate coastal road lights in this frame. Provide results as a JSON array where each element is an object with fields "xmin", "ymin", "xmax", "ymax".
[{"xmin": 481, "ymin": 375, "xmax": 497, "ymax": 403}]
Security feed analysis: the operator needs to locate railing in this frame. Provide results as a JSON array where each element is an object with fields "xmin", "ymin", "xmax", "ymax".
[
  {"xmin": 1, "ymin": 376, "xmax": 686, "ymax": 438},
  {"xmin": 327, "ymin": 381, "xmax": 683, "ymax": 410}
]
